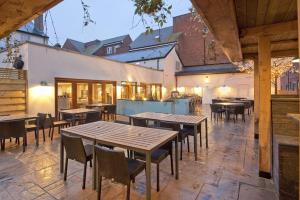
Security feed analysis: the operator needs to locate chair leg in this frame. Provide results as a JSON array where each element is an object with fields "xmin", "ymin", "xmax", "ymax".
[
  {"xmin": 48, "ymin": 127, "xmax": 51, "ymax": 137},
  {"xmin": 156, "ymin": 164, "xmax": 160, "ymax": 192},
  {"xmin": 64, "ymin": 157, "xmax": 68, "ymax": 181},
  {"xmin": 187, "ymin": 136, "xmax": 190, "ymax": 152},
  {"xmin": 97, "ymin": 176, "xmax": 102, "ymax": 200},
  {"xmin": 90, "ymin": 159, "xmax": 92, "ymax": 167},
  {"xmin": 82, "ymin": 161, "xmax": 87, "ymax": 189},
  {"xmin": 180, "ymin": 141, "xmax": 183, "ymax": 160},
  {"xmin": 51, "ymin": 127, "xmax": 54, "ymax": 141},
  {"xmin": 126, "ymin": 182, "xmax": 131, "ymax": 200},
  {"xmin": 42, "ymin": 129, "xmax": 45, "ymax": 142},
  {"xmin": 23, "ymin": 136, "xmax": 26, "ymax": 152}
]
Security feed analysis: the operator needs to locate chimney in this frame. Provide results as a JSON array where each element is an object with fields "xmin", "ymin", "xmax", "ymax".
[{"xmin": 34, "ymin": 15, "xmax": 44, "ymax": 34}]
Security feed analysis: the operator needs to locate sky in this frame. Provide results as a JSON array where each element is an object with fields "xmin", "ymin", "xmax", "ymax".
[{"xmin": 45, "ymin": 0, "xmax": 192, "ymax": 45}]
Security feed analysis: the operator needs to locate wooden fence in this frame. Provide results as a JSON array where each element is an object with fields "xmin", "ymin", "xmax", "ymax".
[{"xmin": 0, "ymin": 68, "xmax": 27, "ymax": 115}]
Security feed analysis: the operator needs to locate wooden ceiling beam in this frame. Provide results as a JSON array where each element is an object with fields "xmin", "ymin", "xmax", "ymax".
[
  {"xmin": 240, "ymin": 20, "xmax": 298, "ymax": 39},
  {"xmin": 191, "ymin": 0, "xmax": 243, "ymax": 62},
  {"xmin": 0, "ymin": 0, "xmax": 62, "ymax": 39},
  {"xmin": 241, "ymin": 39, "xmax": 298, "ymax": 48},
  {"xmin": 243, "ymin": 49, "xmax": 298, "ymax": 59}
]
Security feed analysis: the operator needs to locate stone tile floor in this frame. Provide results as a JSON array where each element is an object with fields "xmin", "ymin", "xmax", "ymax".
[{"xmin": 0, "ymin": 106, "xmax": 278, "ymax": 200}]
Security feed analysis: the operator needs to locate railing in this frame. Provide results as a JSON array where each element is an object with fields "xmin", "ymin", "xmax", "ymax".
[{"xmin": 0, "ymin": 68, "xmax": 27, "ymax": 80}]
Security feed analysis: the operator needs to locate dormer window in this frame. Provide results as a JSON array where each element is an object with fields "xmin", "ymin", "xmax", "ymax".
[{"xmin": 106, "ymin": 46, "xmax": 113, "ymax": 55}]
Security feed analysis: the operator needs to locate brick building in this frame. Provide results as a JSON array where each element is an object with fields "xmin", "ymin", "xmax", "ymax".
[
  {"xmin": 173, "ymin": 13, "xmax": 229, "ymax": 66},
  {"xmin": 62, "ymin": 34, "xmax": 132, "ymax": 56}
]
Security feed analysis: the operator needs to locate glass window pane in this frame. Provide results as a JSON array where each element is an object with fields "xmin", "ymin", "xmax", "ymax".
[
  {"xmin": 77, "ymin": 83, "xmax": 89, "ymax": 107},
  {"xmin": 92, "ymin": 83, "xmax": 102, "ymax": 103},
  {"xmin": 104, "ymin": 83, "xmax": 115, "ymax": 104},
  {"xmin": 57, "ymin": 82, "xmax": 72, "ymax": 110}
]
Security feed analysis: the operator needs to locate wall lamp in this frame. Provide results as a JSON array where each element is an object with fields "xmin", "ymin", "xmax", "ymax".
[{"xmin": 40, "ymin": 81, "xmax": 48, "ymax": 86}]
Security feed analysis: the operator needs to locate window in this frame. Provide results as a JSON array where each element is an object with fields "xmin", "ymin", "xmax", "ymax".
[
  {"xmin": 77, "ymin": 83, "xmax": 89, "ymax": 107},
  {"xmin": 121, "ymin": 81, "xmax": 137, "ymax": 100},
  {"xmin": 114, "ymin": 45, "xmax": 120, "ymax": 54},
  {"xmin": 92, "ymin": 83, "xmax": 102, "ymax": 103},
  {"xmin": 106, "ymin": 46, "xmax": 113, "ymax": 55},
  {"xmin": 176, "ymin": 61, "xmax": 181, "ymax": 71}
]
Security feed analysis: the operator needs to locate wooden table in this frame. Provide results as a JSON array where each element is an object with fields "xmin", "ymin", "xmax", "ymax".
[
  {"xmin": 60, "ymin": 121, "xmax": 178, "ymax": 200},
  {"xmin": 0, "ymin": 114, "xmax": 39, "ymax": 146},
  {"xmin": 130, "ymin": 112, "xmax": 208, "ymax": 161},
  {"xmin": 214, "ymin": 102, "xmax": 244, "ymax": 107}
]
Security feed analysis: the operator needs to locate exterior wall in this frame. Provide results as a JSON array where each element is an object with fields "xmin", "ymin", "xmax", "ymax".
[
  {"xmin": 162, "ymin": 48, "xmax": 182, "ymax": 98},
  {"xmin": 0, "ymin": 32, "xmax": 48, "ymax": 49},
  {"xmin": 173, "ymin": 13, "xmax": 229, "ymax": 66},
  {"xmin": 1, "ymin": 43, "xmax": 163, "ymax": 115},
  {"xmin": 93, "ymin": 35, "xmax": 132, "ymax": 56},
  {"xmin": 177, "ymin": 73, "xmax": 254, "ymax": 104},
  {"xmin": 129, "ymin": 59, "xmax": 164, "ymax": 70}
]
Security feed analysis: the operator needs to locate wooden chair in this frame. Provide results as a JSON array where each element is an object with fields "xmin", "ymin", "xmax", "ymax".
[
  {"xmin": 62, "ymin": 133, "xmax": 93, "ymax": 189},
  {"xmin": 0, "ymin": 120, "xmax": 26, "ymax": 152},
  {"xmin": 49, "ymin": 114, "xmax": 71, "ymax": 140},
  {"xmin": 25, "ymin": 113, "xmax": 48, "ymax": 142},
  {"xmin": 103, "ymin": 105, "xmax": 116, "ymax": 121},
  {"xmin": 95, "ymin": 145, "xmax": 145, "ymax": 200}
]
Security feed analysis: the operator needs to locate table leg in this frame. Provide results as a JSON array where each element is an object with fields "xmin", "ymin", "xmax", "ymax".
[
  {"xmin": 146, "ymin": 152, "xmax": 151, "ymax": 200},
  {"xmin": 175, "ymin": 136, "xmax": 179, "ymax": 180},
  {"xmin": 60, "ymin": 136, "xmax": 64, "ymax": 173},
  {"xmin": 35, "ymin": 119, "xmax": 39, "ymax": 147},
  {"xmin": 199, "ymin": 123, "xmax": 202, "ymax": 147},
  {"xmin": 194, "ymin": 125, "xmax": 197, "ymax": 161},
  {"xmin": 205, "ymin": 119, "xmax": 208, "ymax": 148},
  {"xmin": 92, "ymin": 140, "xmax": 96, "ymax": 190}
]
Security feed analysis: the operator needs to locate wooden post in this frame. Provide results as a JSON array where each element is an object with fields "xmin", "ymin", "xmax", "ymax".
[
  {"xmin": 254, "ymin": 59, "xmax": 259, "ymax": 139},
  {"xmin": 297, "ymin": 0, "xmax": 300, "ymax": 197},
  {"xmin": 258, "ymin": 36, "xmax": 272, "ymax": 179}
]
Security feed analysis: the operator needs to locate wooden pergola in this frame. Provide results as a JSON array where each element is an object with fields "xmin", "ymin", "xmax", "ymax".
[
  {"xmin": 192, "ymin": 0, "xmax": 299, "ymax": 179},
  {"xmin": 0, "ymin": 0, "xmax": 62, "ymax": 39}
]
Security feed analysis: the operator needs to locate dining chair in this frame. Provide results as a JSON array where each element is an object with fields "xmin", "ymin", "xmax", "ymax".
[
  {"xmin": 95, "ymin": 145, "xmax": 145, "ymax": 200},
  {"xmin": 61, "ymin": 133, "xmax": 93, "ymax": 189},
  {"xmin": 0, "ymin": 120, "xmax": 26, "ymax": 152},
  {"xmin": 48, "ymin": 114, "xmax": 71, "ymax": 140},
  {"xmin": 103, "ymin": 105, "xmax": 116, "ymax": 121},
  {"xmin": 25, "ymin": 113, "xmax": 48, "ymax": 142}
]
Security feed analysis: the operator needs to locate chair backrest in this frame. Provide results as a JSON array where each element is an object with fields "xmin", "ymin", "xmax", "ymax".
[
  {"xmin": 61, "ymin": 113, "xmax": 75, "ymax": 121},
  {"xmin": 132, "ymin": 118, "xmax": 147, "ymax": 127},
  {"xmin": 61, "ymin": 133, "xmax": 87, "ymax": 163},
  {"xmin": 106, "ymin": 105, "xmax": 116, "ymax": 114},
  {"xmin": 234, "ymin": 105, "xmax": 245, "ymax": 114},
  {"xmin": 0, "ymin": 120, "xmax": 25, "ymax": 139},
  {"xmin": 85, "ymin": 111, "xmax": 101, "ymax": 123},
  {"xmin": 37, "ymin": 113, "xmax": 47, "ymax": 128},
  {"xmin": 210, "ymin": 104, "xmax": 222, "ymax": 112},
  {"xmin": 95, "ymin": 145, "xmax": 130, "ymax": 185},
  {"xmin": 159, "ymin": 121, "xmax": 180, "ymax": 131}
]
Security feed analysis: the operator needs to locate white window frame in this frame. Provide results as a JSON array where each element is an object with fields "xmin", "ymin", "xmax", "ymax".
[{"xmin": 106, "ymin": 46, "xmax": 113, "ymax": 55}]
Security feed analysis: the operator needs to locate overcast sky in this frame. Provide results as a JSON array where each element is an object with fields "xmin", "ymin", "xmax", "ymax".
[{"xmin": 45, "ymin": 0, "xmax": 192, "ymax": 45}]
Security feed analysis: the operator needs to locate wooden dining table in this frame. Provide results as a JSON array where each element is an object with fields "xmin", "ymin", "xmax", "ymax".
[
  {"xmin": 60, "ymin": 121, "xmax": 179, "ymax": 200},
  {"xmin": 129, "ymin": 112, "xmax": 208, "ymax": 161},
  {"xmin": 0, "ymin": 114, "xmax": 39, "ymax": 146},
  {"xmin": 86, "ymin": 103, "xmax": 113, "ymax": 109}
]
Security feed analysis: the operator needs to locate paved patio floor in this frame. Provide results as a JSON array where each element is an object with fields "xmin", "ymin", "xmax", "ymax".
[{"xmin": 0, "ymin": 105, "xmax": 278, "ymax": 200}]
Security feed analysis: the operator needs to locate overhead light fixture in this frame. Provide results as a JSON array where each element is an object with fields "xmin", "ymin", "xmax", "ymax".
[{"xmin": 292, "ymin": 58, "xmax": 299, "ymax": 63}]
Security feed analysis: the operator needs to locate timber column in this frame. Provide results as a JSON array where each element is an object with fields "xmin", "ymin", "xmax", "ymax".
[
  {"xmin": 258, "ymin": 36, "xmax": 272, "ymax": 178},
  {"xmin": 254, "ymin": 58, "xmax": 259, "ymax": 139}
]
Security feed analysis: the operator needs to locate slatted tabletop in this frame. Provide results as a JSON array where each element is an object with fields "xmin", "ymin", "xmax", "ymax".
[
  {"xmin": 62, "ymin": 121, "xmax": 178, "ymax": 152},
  {"xmin": 86, "ymin": 103, "xmax": 113, "ymax": 108},
  {"xmin": 0, "ymin": 114, "xmax": 37, "ymax": 122},
  {"xmin": 59, "ymin": 108, "xmax": 97, "ymax": 115},
  {"xmin": 214, "ymin": 102, "xmax": 244, "ymax": 106},
  {"xmin": 130, "ymin": 112, "xmax": 207, "ymax": 125}
]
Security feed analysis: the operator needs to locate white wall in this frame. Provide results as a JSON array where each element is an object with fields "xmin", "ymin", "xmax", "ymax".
[
  {"xmin": 130, "ymin": 59, "xmax": 164, "ymax": 70},
  {"xmin": 13, "ymin": 43, "xmax": 163, "ymax": 115},
  {"xmin": 162, "ymin": 48, "xmax": 182, "ymax": 98},
  {"xmin": 177, "ymin": 73, "xmax": 254, "ymax": 104}
]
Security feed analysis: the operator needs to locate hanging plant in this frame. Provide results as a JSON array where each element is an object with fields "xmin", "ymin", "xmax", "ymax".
[
  {"xmin": 132, "ymin": 0, "xmax": 172, "ymax": 34},
  {"xmin": 2, "ymin": 34, "xmax": 21, "ymax": 65}
]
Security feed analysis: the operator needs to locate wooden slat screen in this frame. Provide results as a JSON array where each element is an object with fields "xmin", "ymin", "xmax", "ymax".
[{"xmin": 0, "ymin": 68, "xmax": 27, "ymax": 115}]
